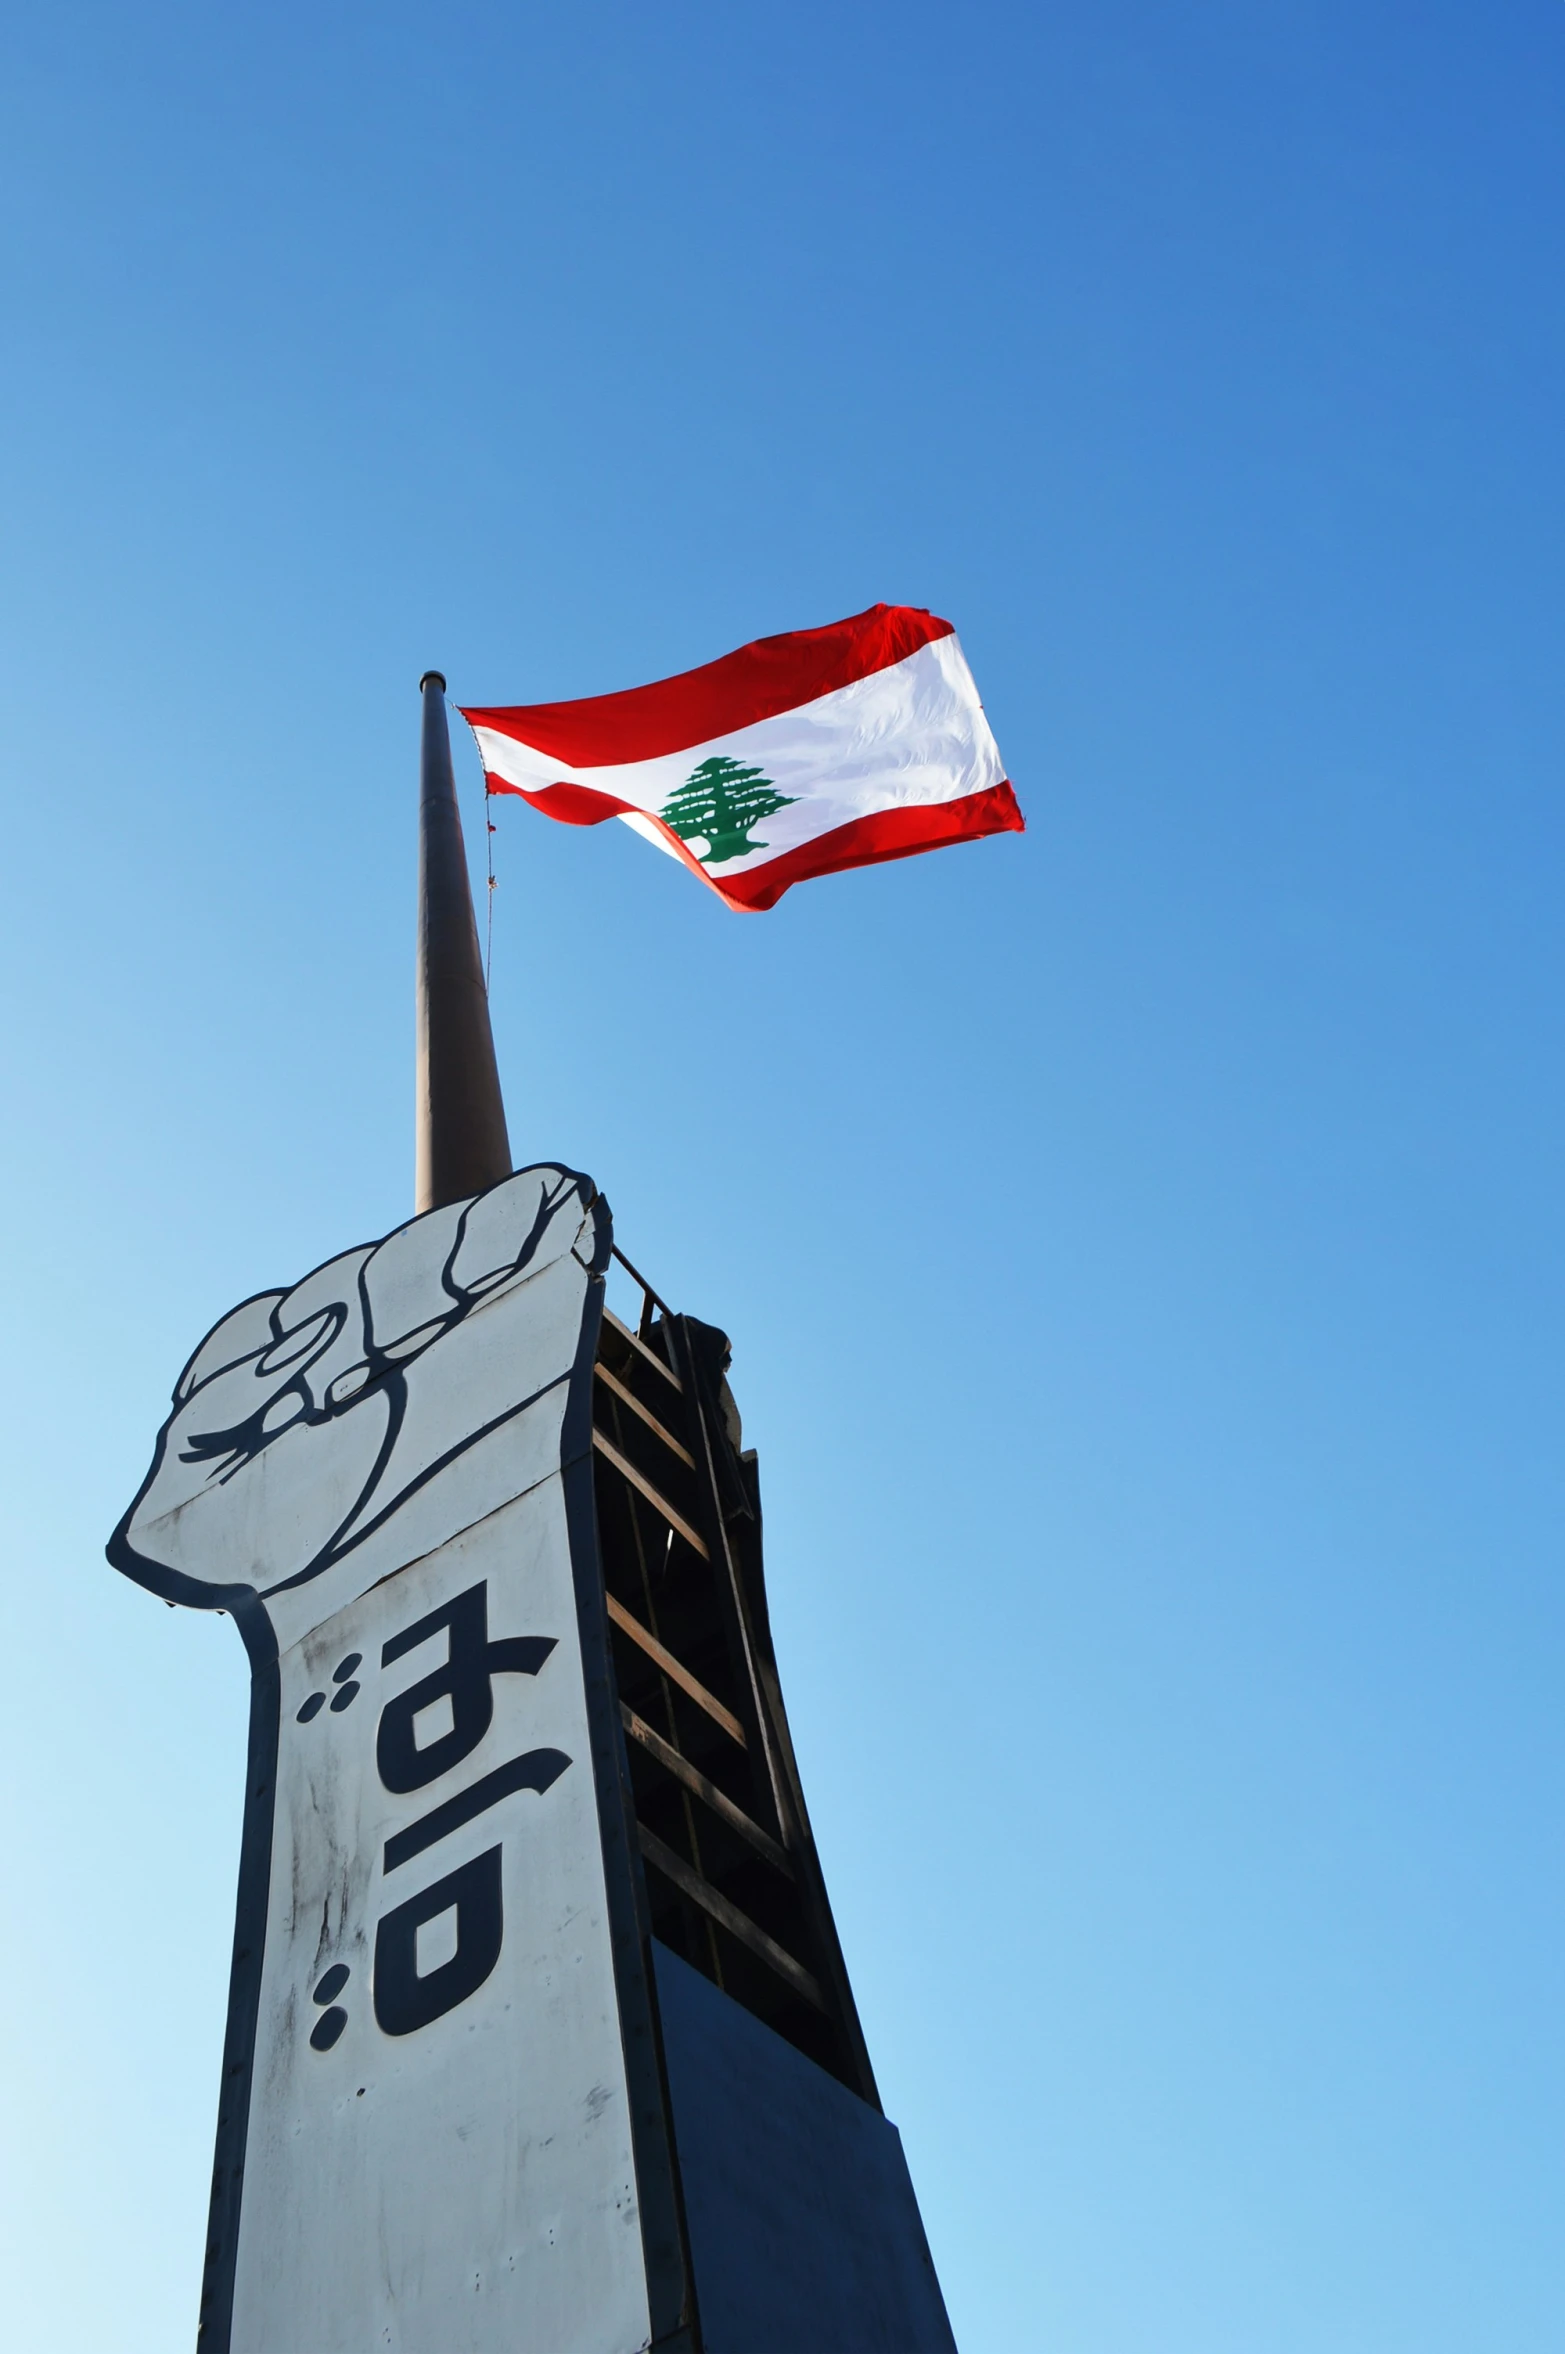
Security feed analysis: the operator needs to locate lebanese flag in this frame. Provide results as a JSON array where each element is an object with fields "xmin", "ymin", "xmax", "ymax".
[{"xmin": 460, "ymin": 604, "xmax": 1022, "ymax": 913}]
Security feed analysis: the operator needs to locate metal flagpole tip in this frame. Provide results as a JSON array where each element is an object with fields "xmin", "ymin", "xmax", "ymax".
[{"xmin": 419, "ymin": 669, "xmax": 447, "ymax": 694}]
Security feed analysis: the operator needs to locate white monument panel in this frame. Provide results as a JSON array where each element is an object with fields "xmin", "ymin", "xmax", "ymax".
[
  {"xmin": 233, "ymin": 1497, "xmax": 646, "ymax": 2353},
  {"xmin": 110, "ymin": 1167, "xmax": 659, "ymax": 2354}
]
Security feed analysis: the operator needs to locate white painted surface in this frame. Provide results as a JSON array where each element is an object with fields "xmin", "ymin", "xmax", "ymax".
[
  {"xmin": 123, "ymin": 1168, "xmax": 596, "ymax": 1651},
  {"xmin": 112, "ymin": 1170, "xmax": 653, "ymax": 2354},
  {"xmin": 234, "ymin": 1495, "xmax": 649, "ymax": 2354}
]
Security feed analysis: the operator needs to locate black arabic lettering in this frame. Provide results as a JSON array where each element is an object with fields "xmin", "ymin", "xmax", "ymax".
[
  {"xmin": 352, "ymin": 1578, "xmax": 571, "ymax": 2043},
  {"xmin": 377, "ymin": 1580, "xmax": 555, "ymax": 1791},
  {"xmin": 374, "ymin": 1849, "xmax": 505, "ymax": 2037}
]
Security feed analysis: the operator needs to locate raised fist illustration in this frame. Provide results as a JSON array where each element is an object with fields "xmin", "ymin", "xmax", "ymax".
[{"xmin": 110, "ymin": 1165, "xmax": 603, "ymax": 1624}]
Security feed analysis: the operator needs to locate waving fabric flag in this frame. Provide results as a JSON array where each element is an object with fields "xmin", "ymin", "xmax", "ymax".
[{"xmin": 461, "ymin": 603, "xmax": 1022, "ymax": 912}]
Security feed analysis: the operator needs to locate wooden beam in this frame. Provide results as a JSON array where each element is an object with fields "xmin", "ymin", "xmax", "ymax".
[
  {"xmin": 593, "ymin": 1361, "xmax": 696, "ymax": 1468},
  {"xmin": 601, "ymin": 1307, "xmax": 683, "ymax": 1392},
  {"xmin": 621, "ymin": 1706, "xmax": 791, "ymax": 1875},
  {"xmin": 592, "ymin": 1429, "xmax": 709, "ymax": 1559},
  {"xmin": 637, "ymin": 1826, "xmax": 826, "ymax": 2012},
  {"xmin": 604, "ymin": 1593, "xmax": 746, "ymax": 1746}
]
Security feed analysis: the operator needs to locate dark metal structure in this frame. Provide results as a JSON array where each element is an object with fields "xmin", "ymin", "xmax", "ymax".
[
  {"xmin": 416, "ymin": 670, "xmax": 512, "ymax": 1213},
  {"xmin": 591, "ymin": 1280, "xmax": 878, "ymax": 2099}
]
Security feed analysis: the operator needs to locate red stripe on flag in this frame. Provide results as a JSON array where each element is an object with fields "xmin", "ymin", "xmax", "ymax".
[
  {"xmin": 483, "ymin": 773, "xmax": 1024, "ymax": 912},
  {"xmin": 716, "ymin": 783, "xmax": 1025, "ymax": 909},
  {"xmin": 460, "ymin": 604, "xmax": 954, "ymax": 768}
]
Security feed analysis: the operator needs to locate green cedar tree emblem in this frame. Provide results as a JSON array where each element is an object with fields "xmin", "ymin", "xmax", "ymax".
[{"xmin": 660, "ymin": 754, "xmax": 797, "ymax": 866}]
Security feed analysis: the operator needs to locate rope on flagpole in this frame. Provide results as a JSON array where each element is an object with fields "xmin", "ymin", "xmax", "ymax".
[{"xmin": 484, "ymin": 784, "xmax": 497, "ymax": 992}]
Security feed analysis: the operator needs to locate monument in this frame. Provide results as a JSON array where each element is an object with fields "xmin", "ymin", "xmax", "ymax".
[{"xmin": 110, "ymin": 673, "xmax": 959, "ymax": 2351}]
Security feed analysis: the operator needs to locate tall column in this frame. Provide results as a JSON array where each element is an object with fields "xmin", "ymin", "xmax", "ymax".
[{"xmin": 415, "ymin": 670, "xmax": 512, "ymax": 1211}]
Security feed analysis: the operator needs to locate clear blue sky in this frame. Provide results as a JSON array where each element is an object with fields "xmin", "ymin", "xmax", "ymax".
[{"xmin": 1, "ymin": 4, "xmax": 1561, "ymax": 2347}]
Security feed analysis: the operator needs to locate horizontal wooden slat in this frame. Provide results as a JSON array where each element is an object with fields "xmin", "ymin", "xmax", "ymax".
[
  {"xmin": 594, "ymin": 1361, "xmax": 696, "ymax": 1468},
  {"xmin": 592, "ymin": 1429, "xmax": 709, "ymax": 1559},
  {"xmin": 601, "ymin": 1307, "xmax": 683, "ymax": 1392},
  {"xmin": 622, "ymin": 1705, "xmax": 791, "ymax": 1875},
  {"xmin": 604, "ymin": 1593, "xmax": 746, "ymax": 1746},
  {"xmin": 637, "ymin": 1825, "xmax": 825, "ymax": 2012}
]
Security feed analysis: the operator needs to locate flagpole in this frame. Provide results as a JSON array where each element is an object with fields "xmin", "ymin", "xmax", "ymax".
[{"xmin": 415, "ymin": 670, "xmax": 512, "ymax": 1212}]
